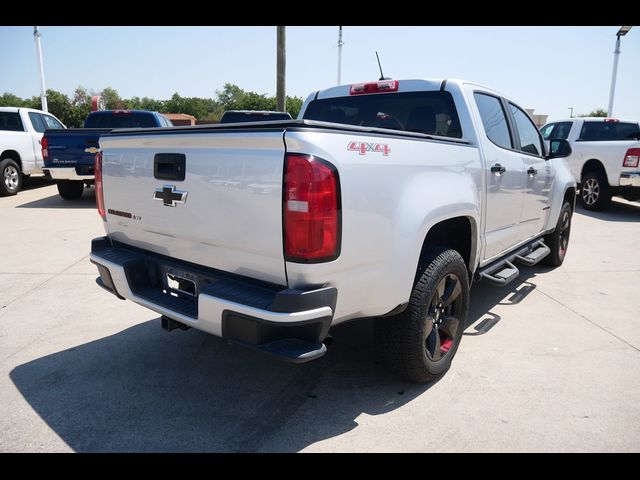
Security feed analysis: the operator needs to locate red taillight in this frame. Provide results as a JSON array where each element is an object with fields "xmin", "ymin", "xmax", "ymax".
[
  {"xmin": 604, "ymin": 118, "xmax": 620, "ymax": 123},
  {"xmin": 623, "ymin": 148, "xmax": 640, "ymax": 168},
  {"xmin": 95, "ymin": 151, "xmax": 106, "ymax": 219},
  {"xmin": 284, "ymin": 154, "xmax": 340, "ymax": 262},
  {"xmin": 350, "ymin": 79, "xmax": 398, "ymax": 95},
  {"xmin": 41, "ymin": 136, "xmax": 48, "ymax": 161}
]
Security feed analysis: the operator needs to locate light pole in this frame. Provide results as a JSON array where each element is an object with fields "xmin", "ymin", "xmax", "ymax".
[
  {"xmin": 607, "ymin": 26, "xmax": 632, "ymax": 117},
  {"xmin": 337, "ymin": 26, "xmax": 344, "ymax": 85},
  {"xmin": 568, "ymin": 107, "xmax": 574, "ymax": 118},
  {"xmin": 33, "ymin": 26, "xmax": 48, "ymax": 112}
]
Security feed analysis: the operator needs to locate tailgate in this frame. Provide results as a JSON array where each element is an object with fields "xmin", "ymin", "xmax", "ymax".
[
  {"xmin": 45, "ymin": 128, "xmax": 110, "ymax": 168},
  {"xmin": 99, "ymin": 129, "xmax": 287, "ymax": 285}
]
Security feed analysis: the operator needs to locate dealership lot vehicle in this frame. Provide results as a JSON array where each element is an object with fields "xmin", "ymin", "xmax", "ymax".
[
  {"xmin": 0, "ymin": 185, "xmax": 639, "ymax": 452},
  {"xmin": 0, "ymin": 107, "xmax": 65, "ymax": 196},
  {"xmin": 42, "ymin": 110, "xmax": 173, "ymax": 200},
  {"xmin": 540, "ymin": 118, "xmax": 640, "ymax": 210},
  {"xmin": 90, "ymin": 78, "xmax": 576, "ymax": 382}
]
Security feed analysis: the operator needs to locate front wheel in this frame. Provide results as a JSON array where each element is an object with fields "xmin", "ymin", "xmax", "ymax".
[
  {"xmin": 541, "ymin": 201, "xmax": 572, "ymax": 267},
  {"xmin": 57, "ymin": 181, "xmax": 84, "ymax": 200},
  {"xmin": 375, "ymin": 247, "xmax": 469, "ymax": 383},
  {"xmin": 0, "ymin": 158, "xmax": 22, "ymax": 196}
]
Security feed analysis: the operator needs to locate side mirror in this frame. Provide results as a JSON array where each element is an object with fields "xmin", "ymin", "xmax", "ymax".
[{"xmin": 548, "ymin": 139, "xmax": 572, "ymax": 159}]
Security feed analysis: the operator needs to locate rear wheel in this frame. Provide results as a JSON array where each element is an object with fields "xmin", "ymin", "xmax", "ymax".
[
  {"xmin": 541, "ymin": 201, "xmax": 572, "ymax": 267},
  {"xmin": 57, "ymin": 180, "xmax": 84, "ymax": 200},
  {"xmin": 580, "ymin": 170, "xmax": 611, "ymax": 211},
  {"xmin": 375, "ymin": 247, "xmax": 469, "ymax": 383},
  {"xmin": 0, "ymin": 158, "xmax": 22, "ymax": 196}
]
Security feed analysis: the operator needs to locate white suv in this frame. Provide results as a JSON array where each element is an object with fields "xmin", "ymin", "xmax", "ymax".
[{"xmin": 540, "ymin": 117, "xmax": 640, "ymax": 210}]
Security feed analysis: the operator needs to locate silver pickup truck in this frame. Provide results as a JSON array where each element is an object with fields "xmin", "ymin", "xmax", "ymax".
[{"xmin": 90, "ymin": 78, "xmax": 576, "ymax": 382}]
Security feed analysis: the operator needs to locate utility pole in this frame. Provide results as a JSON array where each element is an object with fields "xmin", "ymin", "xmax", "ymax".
[
  {"xmin": 33, "ymin": 26, "xmax": 48, "ymax": 112},
  {"xmin": 337, "ymin": 26, "xmax": 344, "ymax": 85},
  {"xmin": 276, "ymin": 26, "xmax": 286, "ymax": 113},
  {"xmin": 568, "ymin": 107, "xmax": 574, "ymax": 118}
]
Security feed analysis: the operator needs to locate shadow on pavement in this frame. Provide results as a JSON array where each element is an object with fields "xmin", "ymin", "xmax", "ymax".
[
  {"xmin": 10, "ymin": 267, "xmax": 542, "ymax": 452},
  {"xmin": 19, "ymin": 176, "xmax": 55, "ymax": 192},
  {"xmin": 17, "ymin": 187, "xmax": 96, "ymax": 209},
  {"xmin": 574, "ymin": 198, "xmax": 640, "ymax": 222}
]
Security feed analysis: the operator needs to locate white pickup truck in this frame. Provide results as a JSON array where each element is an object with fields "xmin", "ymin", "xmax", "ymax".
[
  {"xmin": 540, "ymin": 117, "xmax": 640, "ymax": 210},
  {"xmin": 90, "ymin": 79, "xmax": 576, "ymax": 382},
  {"xmin": 0, "ymin": 107, "xmax": 66, "ymax": 196}
]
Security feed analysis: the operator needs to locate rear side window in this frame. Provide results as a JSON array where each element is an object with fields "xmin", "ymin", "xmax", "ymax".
[
  {"xmin": 85, "ymin": 112, "xmax": 158, "ymax": 128},
  {"xmin": 0, "ymin": 112, "xmax": 25, "ymax": 132},
  {"xmin": 474, "ymin": 93, "xmax": 512, "ymax": 149},
  {"xmin": 579, "ymin": 121, "xmax": 640, "ymax": 141},
  {"xmin": 28, "ymin": 112, "xmax": 46, "ymax": 132},
  {"xmin": 540, "ymin": 121, "xmax": 572, "ymax": 140},
  {"xmin": 509, "ymin": 103, "xmax": 543, "ymax": 156},
  {"xmin": 303, "ymin": 91, "xmax": 463, "ymax": 138},
  {"xmin": 42, "ymin": 114, "xmax": 64, "ymax": 129}
]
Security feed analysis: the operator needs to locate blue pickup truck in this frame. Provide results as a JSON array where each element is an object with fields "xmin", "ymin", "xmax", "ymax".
[{"xmin": 42, "ymin": 110, "xmax": 173, "ymax": 199}]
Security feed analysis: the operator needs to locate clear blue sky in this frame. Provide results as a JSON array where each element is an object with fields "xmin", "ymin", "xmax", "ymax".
[{"xmin": 1, "ymin": 26, "xmax": 638, "ymax": 121}]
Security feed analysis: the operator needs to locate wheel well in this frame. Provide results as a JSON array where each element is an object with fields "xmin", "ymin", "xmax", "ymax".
[
  {"xmin": 417, "ymin": 217, "xmax": 473, "ymax": 280},
  {"xmin": 580, "ymin": 159, "xmax": 606, "ymax": 183},
  {"xmin": 0, "ymin": 150, "xmax": 22, "ymax": 171},
  {"xmin": 563, "ymin": 186, "xmax": 576, "ymax": 210}
]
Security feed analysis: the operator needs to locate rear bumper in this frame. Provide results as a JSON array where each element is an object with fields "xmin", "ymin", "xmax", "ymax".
[
  {"xmin": 619, "ymin": 172, "xmax": 640, "ymax": 188},
  {"xmin": 90, "ymin": 237, "xmax": 336, "ymax": 362},
  {"xmin": 43, "ymin": 167, "xmax": 94, "ymax": 181}
]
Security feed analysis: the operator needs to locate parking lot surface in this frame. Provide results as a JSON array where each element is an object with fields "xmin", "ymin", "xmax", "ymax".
[{"xmin": 1, "ymin": 180, "xmax": 639, "ymax": 452}]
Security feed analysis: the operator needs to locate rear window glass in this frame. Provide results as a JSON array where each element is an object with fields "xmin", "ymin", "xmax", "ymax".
[
  {"xmin": 578, "ymin": 121, "xmax": 640, "ymax": 141},
  {"xmin": 84, "ymin": 112, "xmax": 158, "ymax": 128},
  {"xmin": 220, "ymin": 112, "xmax": 292, "ymax": 123},
  {"xmin": 42, "ymin": 114, "xmax": 64, "ymax": 129},
  {"xmin": 0, "ymin": 112, "xmax": 25, "ymax": 132},
  {"xmin": 28, "ymin": 112, "xmax": 46, "ymax": 133},
  {"xmin": 303, "ymin": 91, "xmax": 463, "ymax": 138}
]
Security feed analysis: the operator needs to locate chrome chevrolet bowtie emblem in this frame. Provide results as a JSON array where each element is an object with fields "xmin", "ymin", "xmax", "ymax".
[{"xmin": 154, "ymin": 185, "xmax": 188, "ymax": 207}]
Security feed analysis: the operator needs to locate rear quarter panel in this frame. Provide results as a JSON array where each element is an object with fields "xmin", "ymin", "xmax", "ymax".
[{"xmin": 284, "ymin": 129, "xmax": 482, "ymax": 323}]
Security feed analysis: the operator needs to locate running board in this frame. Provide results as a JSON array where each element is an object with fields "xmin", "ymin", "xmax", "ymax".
[
  {"xmin": 479, "ymin": 260, "xmax": 519, "ymax": 286},
  {"xmin": 476, "ymin": 237, "xmax": 549, "ymax": 287},
  {"xmin": 514, "ymin": 242, "xmax": 550, "ymax": 266}
]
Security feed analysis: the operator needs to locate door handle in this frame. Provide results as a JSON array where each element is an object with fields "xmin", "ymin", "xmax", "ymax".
[
  {"xmin": 527, "ymin": 167, "xmax": 538, "ymax": 176},
  {"xmin": 491, "ymin": 164, "xmax": 506, "ymax": 174}
]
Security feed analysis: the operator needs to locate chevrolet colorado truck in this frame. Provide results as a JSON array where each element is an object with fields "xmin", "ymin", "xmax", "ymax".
[
  {"xmin": 42, "ymin": 110, "xmax": 173, "ymax": 200},
  {"xmin": 0, "ymin": 107, "xmax": 65, "ymax": 196},
  {"xmin": 540, "ymin": 117, "xmax": 640, "ymax": 210},
  {"xmin": 90, "ymin": 78, "xmax": 576, "ymax": 382}
]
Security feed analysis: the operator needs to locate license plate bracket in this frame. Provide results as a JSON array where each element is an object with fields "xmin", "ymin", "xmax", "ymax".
[{"xmin": 162, "ymin": 266, "xmax": 198, "ymax": 299}]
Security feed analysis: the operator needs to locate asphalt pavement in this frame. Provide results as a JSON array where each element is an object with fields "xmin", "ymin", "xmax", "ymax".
[{"xmin": 0, "ymin": 179, "xmax": 639, "ymax": 452}]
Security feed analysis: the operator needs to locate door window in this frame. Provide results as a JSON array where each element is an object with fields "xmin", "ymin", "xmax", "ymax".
[
  {"xmin": 474, "ymin": 93, "xmax": 512, "ymax": 149},
  {"xmin": 509, "ymin": 104, "xmax": 543, "ymax": 156}
]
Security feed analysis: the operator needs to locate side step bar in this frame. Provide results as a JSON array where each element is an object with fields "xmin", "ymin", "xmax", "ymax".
[{"xmin": 477, "ymin": 239, "xmax": 550, "ymax": 287}]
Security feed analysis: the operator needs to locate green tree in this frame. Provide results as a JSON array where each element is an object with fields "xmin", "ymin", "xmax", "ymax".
[
  {"xmin": 286, "ymin": 95, "xmax": 304, "ymax": 118},
  {"xmin": 101, "ymin": 87, "xmax": 124, "ymax": 109},
  {"xmin": 0, "ymin": 93, "xmax": 29, "ymax": 107},
  {"xmin": 66, "ymin": 86, "xmax": 92, "ymax": 127},
  {"xmin": 42, "ymin": 89, "xmax": 74, "ymax": 126},
  {"xmin": 579, "ymin": 108, "xmax": 608, "ymax": 118}
]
